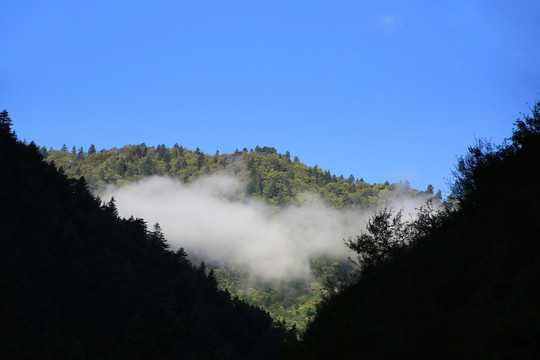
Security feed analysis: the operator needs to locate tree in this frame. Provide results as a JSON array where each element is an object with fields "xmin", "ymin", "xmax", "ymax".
[
  {"xmin": 40, "ymin": 146, "xmax": 49, "ymax": 159},
  {"xmin": 150, "ymin": 222, "xmax": 169, "ymax": 251},
  {"xmin": 511, "ymin": 101, "xmax": 540, "ymax": 149},
  {"xmin": 426, "ymin": 184, "xmax": 434, "ymax": 195},
  {"xmin": 141, "ymin": 157, "xmax": 156, "ymax": 175},
  {"xmin": 195, "ymin": 148, "xmax": 205, "ymax": 169},
  {"xmin": 77, "ymin": 146, "xmax": 85, "ymax": 160},
  {"xmin": 61, "ymin": 144, "xmax": 68, "ymax": 152},
  {"xmin": 345, "ymin": 208, "xmax": 410, "ymax": 268},
  {"xmin": 399, "ymin": 179, "xmax": 411, "ymax": 192},
  {"xmin": 0, "ymin": 109, "xmax": 12, "ymax": 134},
  {"xmin": 88, "ymin": 144, "xmax": 96, "ymax": 155}
]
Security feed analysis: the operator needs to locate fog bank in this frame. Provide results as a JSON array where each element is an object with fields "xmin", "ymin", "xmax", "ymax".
[{"xmin": 104, "ymin": 175, "xmax": 429, "ymax": 282}]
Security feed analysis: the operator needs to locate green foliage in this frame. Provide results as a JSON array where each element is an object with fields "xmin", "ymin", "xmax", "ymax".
[
  {"xmin": 43, "ymin": 143, "xmax": 431, "ymax": 330},
  {"xmin": 46, "ymin": 143, "xmax": 425, "ymax": 208},
  {"xmin": 211, "ymin": 257, "xmax": 354, "ymax": 331},
  {"xmin": 43, "ymin": 142, "xmax": 432, "ymax": 329}
]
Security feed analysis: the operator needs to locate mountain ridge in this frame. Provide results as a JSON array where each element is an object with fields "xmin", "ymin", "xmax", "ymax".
[{"xmin": 41, "ymin": 143, "xmax": 439, "ymax": 208}]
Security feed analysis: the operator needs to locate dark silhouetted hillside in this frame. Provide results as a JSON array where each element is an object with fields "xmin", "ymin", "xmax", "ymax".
[
  {"xmin": 291, "ymin": 103, "xmax": 540, "ymax": 359},
  {"xmin": 0, "ymin": 110, "xmax": 294, "ymax": 359}
]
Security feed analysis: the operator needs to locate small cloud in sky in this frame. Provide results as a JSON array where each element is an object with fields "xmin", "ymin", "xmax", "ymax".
[{"xmin": 377, "ymin": 14, "xmax": 403, "ymax": 32}]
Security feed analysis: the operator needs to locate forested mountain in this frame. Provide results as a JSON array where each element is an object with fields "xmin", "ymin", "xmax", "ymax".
[
  {"xmin": 290, "ymin": 104, "xmax": 540, "ymax": 359},
  {"xmin": 39, "ymin": 136, "xmax": 437, "ymax": 330},
  {"xmin": 6, "ymin": 102, "xmax": 536, "ymax": 359},
  {"xmin": 0, "ymin": 110, "xmax": 295, "ymax": 359},
  {"xmin": 42, "ymin": 142, "xmax": 437, "ymax": 208}
]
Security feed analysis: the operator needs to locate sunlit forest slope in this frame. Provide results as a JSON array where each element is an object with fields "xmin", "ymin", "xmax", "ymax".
[{"xmin": 42, "ymin": 143, "xmax": 438, "ymax": 208}]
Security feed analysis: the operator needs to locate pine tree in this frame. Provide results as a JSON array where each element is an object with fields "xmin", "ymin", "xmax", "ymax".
[
  {"xmin": 0, "ymin": 109, "xmax": 13, "ymax": 134},
  {"xmin": 77, "ymin": 146, "xmax": 85, "ymax": 160},
  {"xmin": 88, "ymin": 144, "xmax": 96, "ymax": 155}
]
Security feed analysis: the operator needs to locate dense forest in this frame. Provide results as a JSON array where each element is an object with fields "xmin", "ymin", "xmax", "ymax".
[
  {"xmin": 2, "ymin": 102, "xmax": 539, "ymax": 358},
  {"xmin": 40, "ymin": 141, "xmax": 437, "ymax": 330},
  {"xmin": 41, "ymin": 141, "xmax": 439, "ymax": 208},
  {"xmin": 39, "ymin": 135, "xmax": 437, "ymax": 330},
  {"xmin": 290, "ymin": 103, "xmax": 540, "ymax": 359},
  {"xmin": 0, "ymin": 110, "xmax": 296, "ymax": 359}
]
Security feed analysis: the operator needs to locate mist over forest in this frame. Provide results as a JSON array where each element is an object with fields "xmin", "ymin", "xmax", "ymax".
[
  {"xmin": 2, "ymin": 102, "xmax": 540, "ymax": 358},
  {"xmin": 103, "ymin": 174, "xmax": 433, "ymax": 283},
  {"xmin": 39, "ymin": 139, "xmax": 438, "ymax": 329},
  {"xmin": 3, "ymin": 0, "xmax": 539, "ymax": 357}
]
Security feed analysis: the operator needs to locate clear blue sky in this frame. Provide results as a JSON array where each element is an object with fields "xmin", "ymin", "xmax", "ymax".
[{"xmin": 2, "ymin": 1, "xmax": 539, "ymax": 195}]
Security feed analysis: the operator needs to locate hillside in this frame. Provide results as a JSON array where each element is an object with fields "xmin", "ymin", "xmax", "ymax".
[
  {"xmin": 291, "ymin": 104, "xmax": 540, "ymax": 359},
  {"xmin": 40, "ymin": 141, "xmax": 436, "ymax": 330},
  {"xmin": 0, "ymin": 110, "xmax": 294, "ymax": 359},
  {"xmin": 42, "ymin": 143, "xmax": 436, "ymax": 208}
]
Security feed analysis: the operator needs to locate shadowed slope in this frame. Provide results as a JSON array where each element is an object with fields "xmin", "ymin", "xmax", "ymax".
[
  {"xmin": 0, "ymin": 111, "xmax": 293, "ymax": 359},
  {"xmin": 292, "ymin": 104, "xmax": 540, "ymax": 359}
]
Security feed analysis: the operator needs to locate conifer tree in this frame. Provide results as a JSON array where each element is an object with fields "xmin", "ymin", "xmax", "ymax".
[
  {"xmin": 88, "ymin": 144, "xmax": 96, "ymax": 154},
  {"xmin": 0, "ymin": 109, "xmax": 12, "ymax": 134}
]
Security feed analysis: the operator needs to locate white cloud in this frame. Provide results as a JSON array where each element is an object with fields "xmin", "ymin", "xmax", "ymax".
[{"xmin": 104, "ymin": 174, "xmax": 431, "ymax": 282}]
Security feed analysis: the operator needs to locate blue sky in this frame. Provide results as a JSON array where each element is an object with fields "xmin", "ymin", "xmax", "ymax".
[{"xmin": 2, "ymin": 1, "xmax": 539, "ymax": 195}]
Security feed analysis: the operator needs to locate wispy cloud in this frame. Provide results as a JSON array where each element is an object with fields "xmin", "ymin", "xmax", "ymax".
[
  {"xmin": 377, "ymin": 14, "xmax": 403, "ymax": 32},
  {"xmin": 104, "ymin": 174, "xmax": 432, "ymax": 283}
]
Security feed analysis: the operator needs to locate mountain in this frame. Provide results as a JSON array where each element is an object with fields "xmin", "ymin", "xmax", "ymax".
[
  {"xmin": 42, "ymin": 143, "xmax": 434, "ymax": 208},
  {"xmin": 40, "ymin": 140, "xmax": 436, "ymax": 331},
  {"xmin": 0, "ymin": 110, "xmax": 294, "ymax": 359},
  {"xmin": 290, "ymin": 103, "xmax": 540, "ymax": 359}
]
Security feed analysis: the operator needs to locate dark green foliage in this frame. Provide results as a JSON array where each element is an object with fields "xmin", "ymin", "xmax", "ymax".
[
  {"xmin": 40, "ymin": 146, "xmax": 49, "ymax": 158},
  {"xmin": 41, "ymin": 140, "xmax": 428, "ymax": 330},
  {"xmin": 40, "ymin": 141, "xmax": 427, "ymax": 330},
  {"xmin": 211, "ymin": 257, "xmax": 355, "ymax": 331},
  {"xmin": 77, "ymin": 146, "xmax": 84, "ymax": 160},
  {"xmin": 46, "ymin": 143, "xmax": 423, "ymax": 208},
  {"xmin": 0, "ymin": 119, "xmax": 293, "ymax": 359},
  {"xmin": 291, "ymin": 103, "xmax": 540, "ymax": 359},
  {"xmin": 88, "ymin": 144, "xmax": 96, "ymax": 154}
]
